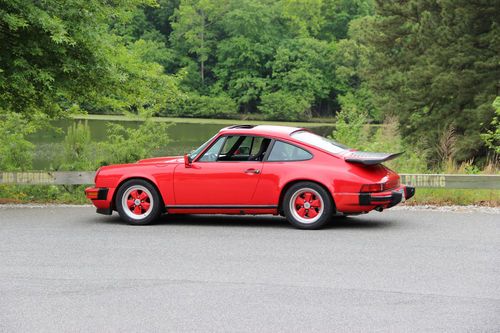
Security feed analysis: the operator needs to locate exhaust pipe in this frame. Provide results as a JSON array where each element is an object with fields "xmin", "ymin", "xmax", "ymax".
[{"xmin": 374, "ymin": 206, "xmax": 384, "ymax": 212}]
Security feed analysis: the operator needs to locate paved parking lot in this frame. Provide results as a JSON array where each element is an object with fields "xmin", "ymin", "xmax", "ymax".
[{"xmin": 0, "ymin": 206, "xmax": 499, "ymax": 332}]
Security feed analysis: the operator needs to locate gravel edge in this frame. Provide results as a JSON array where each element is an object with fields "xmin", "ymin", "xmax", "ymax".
[{"xmin": 0, "ymin": 203, "xmax": 499, "ymax": 214}]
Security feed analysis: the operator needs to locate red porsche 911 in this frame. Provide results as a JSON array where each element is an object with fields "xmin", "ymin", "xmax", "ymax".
[{"xmin": 85, "ymin": 125, "xmax": 415, "ymax": 229}]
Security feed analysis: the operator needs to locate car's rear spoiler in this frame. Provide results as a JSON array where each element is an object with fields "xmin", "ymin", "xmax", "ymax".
[{"xmin": 344, "ymin": 151, "xmax": 403, "ymax": 166}]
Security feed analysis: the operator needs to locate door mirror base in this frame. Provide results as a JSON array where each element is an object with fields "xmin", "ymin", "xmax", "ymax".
[{"xmin": 184, "ymin": 154, "xmax": 192, "ymax": 168}]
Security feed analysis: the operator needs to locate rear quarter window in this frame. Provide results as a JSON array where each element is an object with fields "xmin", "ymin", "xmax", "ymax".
[{"xmin": 267, "ymin": 141, "xmax": 312, "ymax": 161}]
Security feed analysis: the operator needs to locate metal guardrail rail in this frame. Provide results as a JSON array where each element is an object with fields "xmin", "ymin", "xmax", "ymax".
[
  {"xmin": 0, "ymin": 171, "xmax": 499, "ymax": 189},
  {"xmin": 0, "ymin": 171, "xmax": 95, "ymax": 185}
]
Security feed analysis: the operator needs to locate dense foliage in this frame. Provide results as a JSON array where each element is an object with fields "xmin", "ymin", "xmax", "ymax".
[
  {"xmin": 1, "ymin": 0, "xmax": 499, "ymax": 169},
  {"xmin": 0, "ymin": 0, "xmax": 180, "ymax": 119},
  {"xmin": 122, "ymin": 0, "xmax": 374, "ymax": 119},
  {"xmin": 351, "ymin": 0, "xmax": 500, "ymax": 161}
]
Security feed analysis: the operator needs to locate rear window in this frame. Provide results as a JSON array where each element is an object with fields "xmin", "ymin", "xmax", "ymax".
[{"xmin": 291, "ymin": 130, "xmax": 348, "ymax": 154}]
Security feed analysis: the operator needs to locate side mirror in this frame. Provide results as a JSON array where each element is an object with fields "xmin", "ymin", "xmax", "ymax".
[{"xmin": 184, "ymin": 154, "xmax": 192, "ymax": 168}]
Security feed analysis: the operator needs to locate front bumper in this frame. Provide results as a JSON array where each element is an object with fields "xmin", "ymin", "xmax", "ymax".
[
  {"xmin": 85, "ymin": 187, "xmax": 112, "ymax": 215},
  {"xmin": 359, "ymin": 185, "xmax": 415, "ymax": 208}
]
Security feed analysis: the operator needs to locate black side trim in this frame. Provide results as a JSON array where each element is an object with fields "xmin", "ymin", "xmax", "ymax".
[
  {"xmin": 97, "ymin": 188, "xmax": 109, "ymax": 200},
  {"xmin": 167, "ymin": 205, "xmax": 278, "ymax": 209},
  {"xmin": 96, "ymin": 208, "xmax": 112, "ymax": 215}
]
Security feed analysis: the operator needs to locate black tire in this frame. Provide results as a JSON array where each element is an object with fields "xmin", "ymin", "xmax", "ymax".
[
  {"xmin": 282, "ymin": 182, "xmax": 333, "ymax": 230},
  {"xmin": 115, "ymin": 179, "xmax": 162, "ymax": 225}
]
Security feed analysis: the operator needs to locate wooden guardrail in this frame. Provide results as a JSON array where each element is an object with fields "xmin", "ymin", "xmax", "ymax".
[{"xmin": 0, "ymin": 171, "xmax": 499, "ymax": 189}]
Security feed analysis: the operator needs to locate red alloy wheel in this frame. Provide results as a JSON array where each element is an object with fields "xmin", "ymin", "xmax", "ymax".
[
  {"xmin": 289, "ymin": 188, "xmax": 324, "ymax": 223},
  {"xmin": 121, "ymin": 185, "xmax": 154, "ymax": 219}
]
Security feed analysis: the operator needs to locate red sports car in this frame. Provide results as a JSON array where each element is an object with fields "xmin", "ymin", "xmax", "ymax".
[{"xmin": 85, "ymin": 125, "xmax": 415, "ymax": 229}]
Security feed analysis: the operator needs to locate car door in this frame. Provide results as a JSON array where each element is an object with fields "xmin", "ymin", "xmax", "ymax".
[
  {"xmin": 251, "ymin": 139, "xmax": 314, "ymax": 205},
  {"xmin": 173, "ymin": 135, "xmax": 270, "ymax": 206}
]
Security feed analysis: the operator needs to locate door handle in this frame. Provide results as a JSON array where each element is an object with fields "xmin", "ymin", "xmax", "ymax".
[{"xmin": 244, "ymin": 168, "xmax": 260, "ymax": 174}]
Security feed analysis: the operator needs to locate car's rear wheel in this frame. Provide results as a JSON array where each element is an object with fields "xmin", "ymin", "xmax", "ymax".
[
  {"xmin": 115, "ymin": 179, "xmax": 161, "ymax": 225},
  {"xmin": 283, "ymin": 182, "xmax": 333, "ymax": 229}
]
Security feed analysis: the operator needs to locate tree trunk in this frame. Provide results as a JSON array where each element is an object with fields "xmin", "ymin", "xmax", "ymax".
[{"xmin": 200, "ymin": 13, "xmax": 205, "ymax": 85}]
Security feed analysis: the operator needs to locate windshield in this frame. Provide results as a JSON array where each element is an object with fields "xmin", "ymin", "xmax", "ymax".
[
  {"xmin": 189, "ymin": 134, "xmax": 218, "ymax": 160},
  {"xmin": 291, "ymin": 130, "xmax": 348, "ymax": 154}
]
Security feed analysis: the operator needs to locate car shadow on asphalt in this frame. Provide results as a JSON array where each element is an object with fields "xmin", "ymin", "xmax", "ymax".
[{"xmin": 95, "ymin": 213, "xmax": 395, "ymax": 230}]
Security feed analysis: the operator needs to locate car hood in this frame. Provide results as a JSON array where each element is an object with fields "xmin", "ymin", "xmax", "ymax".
[{"xmin": 137, "ymin": 156, "xmax": 183, "ymax": 164}]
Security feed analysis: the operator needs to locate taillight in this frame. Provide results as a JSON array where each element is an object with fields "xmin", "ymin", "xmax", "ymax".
[
  {"xmin": 385, "ymin": 178, "xmax": 400, "ymax": 191},
  {"xmin": 360, "ymin": 179, "xmax": 400, "ymax": 193},
  {"xmin": 360, "ymin": 183, "xmax": 384, "ymax": 193}
]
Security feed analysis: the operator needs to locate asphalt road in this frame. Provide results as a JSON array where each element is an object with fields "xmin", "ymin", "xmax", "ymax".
[{"xmin": 0, "ymin": 206, "xmax": 498, "ymax": 332}]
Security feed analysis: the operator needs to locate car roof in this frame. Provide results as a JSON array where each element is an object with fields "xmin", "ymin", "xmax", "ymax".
[{"xmin": 219, "ymin": 125, "xmax": 306, "ymax": 140}]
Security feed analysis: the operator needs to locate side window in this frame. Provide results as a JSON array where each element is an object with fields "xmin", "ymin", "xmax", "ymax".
[
  {"xmin": 267, "ymin": 141, "xmax": 312, "ymax": 161},
  {"xmin": 220, "ymin": 136, "xmax": 239, "ymax": 155},
  {"xmin": 236, "ymin": 136, "xmax": 253, "ymax": 156},
  {"xmin": 198, "ymin": 136, "xmax": 226, "ymax": 162},
  {"xmin": 250, "ymin": 137, "xmax": 264, "ymax": 156},
  {"xmin": 220, "ymin": 136, "xmax": 252, "ymax": 157}
]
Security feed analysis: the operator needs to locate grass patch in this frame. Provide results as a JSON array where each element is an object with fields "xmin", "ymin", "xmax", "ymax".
[
  {"xmin": 408, "ymin": 188, "xmax": 500, "ymax": 206},
  {"xmin": 0, "ymin": 185, "xmax": 88, "ymax": 205}
]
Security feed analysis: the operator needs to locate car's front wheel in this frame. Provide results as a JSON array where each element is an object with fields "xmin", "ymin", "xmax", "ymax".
[
  {"xmin": 283, "ymin": 182, "xmax": 333, "ymax": 229},
  {"xmin": 115, "ymin": 179, "xmax": 161, "ymax": 225}
]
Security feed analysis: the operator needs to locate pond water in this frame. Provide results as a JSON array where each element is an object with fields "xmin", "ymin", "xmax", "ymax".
[{"xmin": 28, "ymin": 119, "xmax": 336, "ymax": 170}]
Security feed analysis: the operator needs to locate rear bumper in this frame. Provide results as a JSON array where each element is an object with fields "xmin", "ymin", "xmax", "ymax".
[{"xmin": 359, "ymin": 185, "xmax": 415, "ymax": 208}]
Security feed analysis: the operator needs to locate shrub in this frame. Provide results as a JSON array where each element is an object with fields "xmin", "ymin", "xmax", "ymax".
[
  {"xmin": 481, "ymin": 97, "xmax": 500, "ymax": 154},
  {"xmin": 330, "ymin": 105, "xmax": 428, "ymax": 173},
  {"xmin": 56, "ymin": 119, "xmax": 171, "ymax": 170},
  {"xmin": 0, "ymin": 113, "xmax": 35, "ymax": 171},
  {"xmin": 331, "ymin": 92, "xmax": 368, "ymax": 147},
  {"xmin": 98, "ymin": 120, "xmax": 171, "ymax": 165},
  {"xmin": 363, "ymin": 118, "xmax": 428, "ymax": 173}
]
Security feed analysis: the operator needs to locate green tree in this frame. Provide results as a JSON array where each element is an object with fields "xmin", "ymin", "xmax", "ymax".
[
  {"xmin": 60, "ymin": 122, "xmax": 94, "ymax": 171},
  {"xmin": 170, "ymin": 0, "xmax": 228, "ymax": 86},
  {"xmin": 0, "ymin": 0, "xmax": 176, "ymax": 119},
  {"xmin": 214, "ymin": 36, "xmax": 271, "ymax": 113},
  {"xmin": 282, "ymin": 0, "xmax": 324, "ymax": 37},
  {"xmin": 319, "ymin": 0, "xmax": 374, "ymax": 40},
  {"xmin": 269, "ymin": 38, "xmax": 336, "ymax": 116},
  {"xmin": 351, "ymin": 0, "xmax": 500, "ymax": 161},
  {"xmin": 212, "ymin": 0, "xmax": 279, "ymax": 112}
]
